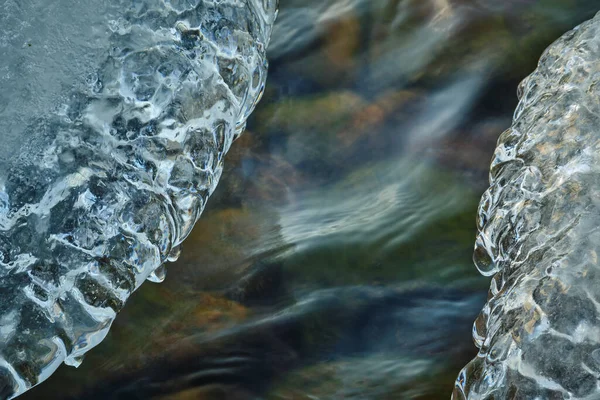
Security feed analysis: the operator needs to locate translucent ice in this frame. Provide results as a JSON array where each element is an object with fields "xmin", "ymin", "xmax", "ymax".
[
  {"xmin": 0, "ymin": 0, "xmax": 276, "ymax": 398},
  {"xmin": 454, "ymin": 11, "xmax": 600, "ymax": 400}
]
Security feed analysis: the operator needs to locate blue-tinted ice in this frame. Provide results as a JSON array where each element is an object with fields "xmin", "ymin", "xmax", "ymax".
[
  {"xmin": 0, "ymin": 1, "xmax": 276, "ymax": 397},
  {"xmin": 455, "ymin": 11, "xmax": 600, "ymax": 400}
]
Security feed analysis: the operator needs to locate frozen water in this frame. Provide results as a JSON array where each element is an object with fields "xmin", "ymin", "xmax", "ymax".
[
  {"xmin": 0, "ymin": 0, "xmax": 276, "ymax": 398},
  {"xmin": 0, "ymin": 1, "xmax": 120, "ymax": 168},
  {"xmin": 454, "ymin": 11, "xmax": 600, "ymax": 400}
]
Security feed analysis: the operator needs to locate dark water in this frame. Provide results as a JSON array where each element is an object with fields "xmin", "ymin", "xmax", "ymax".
[{"xmin": 22, "ymin": 1, "xmax": 599, "ymax": 399}]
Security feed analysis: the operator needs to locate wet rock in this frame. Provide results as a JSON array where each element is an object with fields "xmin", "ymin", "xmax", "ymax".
[
  {"xmin": 254, "ymin": 91, "xmax": 366, "ymax": 137},
  {"xmin": 187, "ymin": 294, "xmax": 250, "ymax": 334},
  {"xmin": 269, "ymin": 1, "xmax": 365, "ymax": 89},
  {"xmin": 166, "ymin": 207, "xmax": 268, "ymax": 289},
  {"xmin": 283, "ymin": 10, "xmax": 362, "ymax": 88},
  {"xmin": 336, "ymin": 90, "xmax": 422, "ymax": 149}
]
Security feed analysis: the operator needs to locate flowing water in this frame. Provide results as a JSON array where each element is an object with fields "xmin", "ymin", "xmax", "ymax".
[{"xmin": 3, "ymin": 0, "xmax": 600, "ymax": 399}]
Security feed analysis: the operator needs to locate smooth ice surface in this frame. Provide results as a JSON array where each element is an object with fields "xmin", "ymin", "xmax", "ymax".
[
  {"xmin": 454, "ymin": 11, "xmax": 600, "ymax": 400},
  {"xmin": 0, "ymin": 1, "xmax": 117, "ymax": 168},
  {"xmin": 0, "ymin": 0, "xmax": 276, "ymax": 398}
]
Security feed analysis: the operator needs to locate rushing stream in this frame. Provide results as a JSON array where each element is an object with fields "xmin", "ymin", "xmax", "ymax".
[{"xmin": 3, "ymin": 1, "xmax": 600, "ymax": 399}]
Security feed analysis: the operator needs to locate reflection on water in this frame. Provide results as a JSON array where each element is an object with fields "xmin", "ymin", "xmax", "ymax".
[{"xmin": 22, "ymin": 0, "xmax": 599, "ymax": 399}]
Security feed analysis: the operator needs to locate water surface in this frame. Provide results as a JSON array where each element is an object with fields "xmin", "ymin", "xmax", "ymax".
[{"xmin": 19, "ymin": 0, "xmax": 600, "ymax": 399}]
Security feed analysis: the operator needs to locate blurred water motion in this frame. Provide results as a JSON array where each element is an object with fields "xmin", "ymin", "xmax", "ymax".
[
  {"xmin": 20, "ymin": 0, "xmax": 600, "ymax": 399},
  {"xmin": 278, "ymin": 160, "xmax": 471, "ymax": 273}
]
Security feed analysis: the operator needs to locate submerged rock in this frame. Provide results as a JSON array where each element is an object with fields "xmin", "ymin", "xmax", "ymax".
[
  {"xmin": 455, "ymin": 10, "xmax": 600, "ymax": 400},
  {"xmin": 37, "ymin": 285, "xmax": 483, "ymax": 399}
]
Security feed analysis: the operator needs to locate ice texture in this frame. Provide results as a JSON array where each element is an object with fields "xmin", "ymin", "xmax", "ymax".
[
  {"xmin": 0, "ymin": 0, "xmax": 276, "ymax": 398},
  {"xmin": 454, "ymin": 11, "xmax": 600, "ymax": 400}
]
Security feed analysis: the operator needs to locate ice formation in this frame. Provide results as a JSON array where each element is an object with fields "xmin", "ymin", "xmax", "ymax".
[
  {"xmin": 0, "ymin": 0, "xmax": 276, "ymax": 397},
  {"xmin": 454, "ymin": 11, "xmax": 600, "ymax": 400}
]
